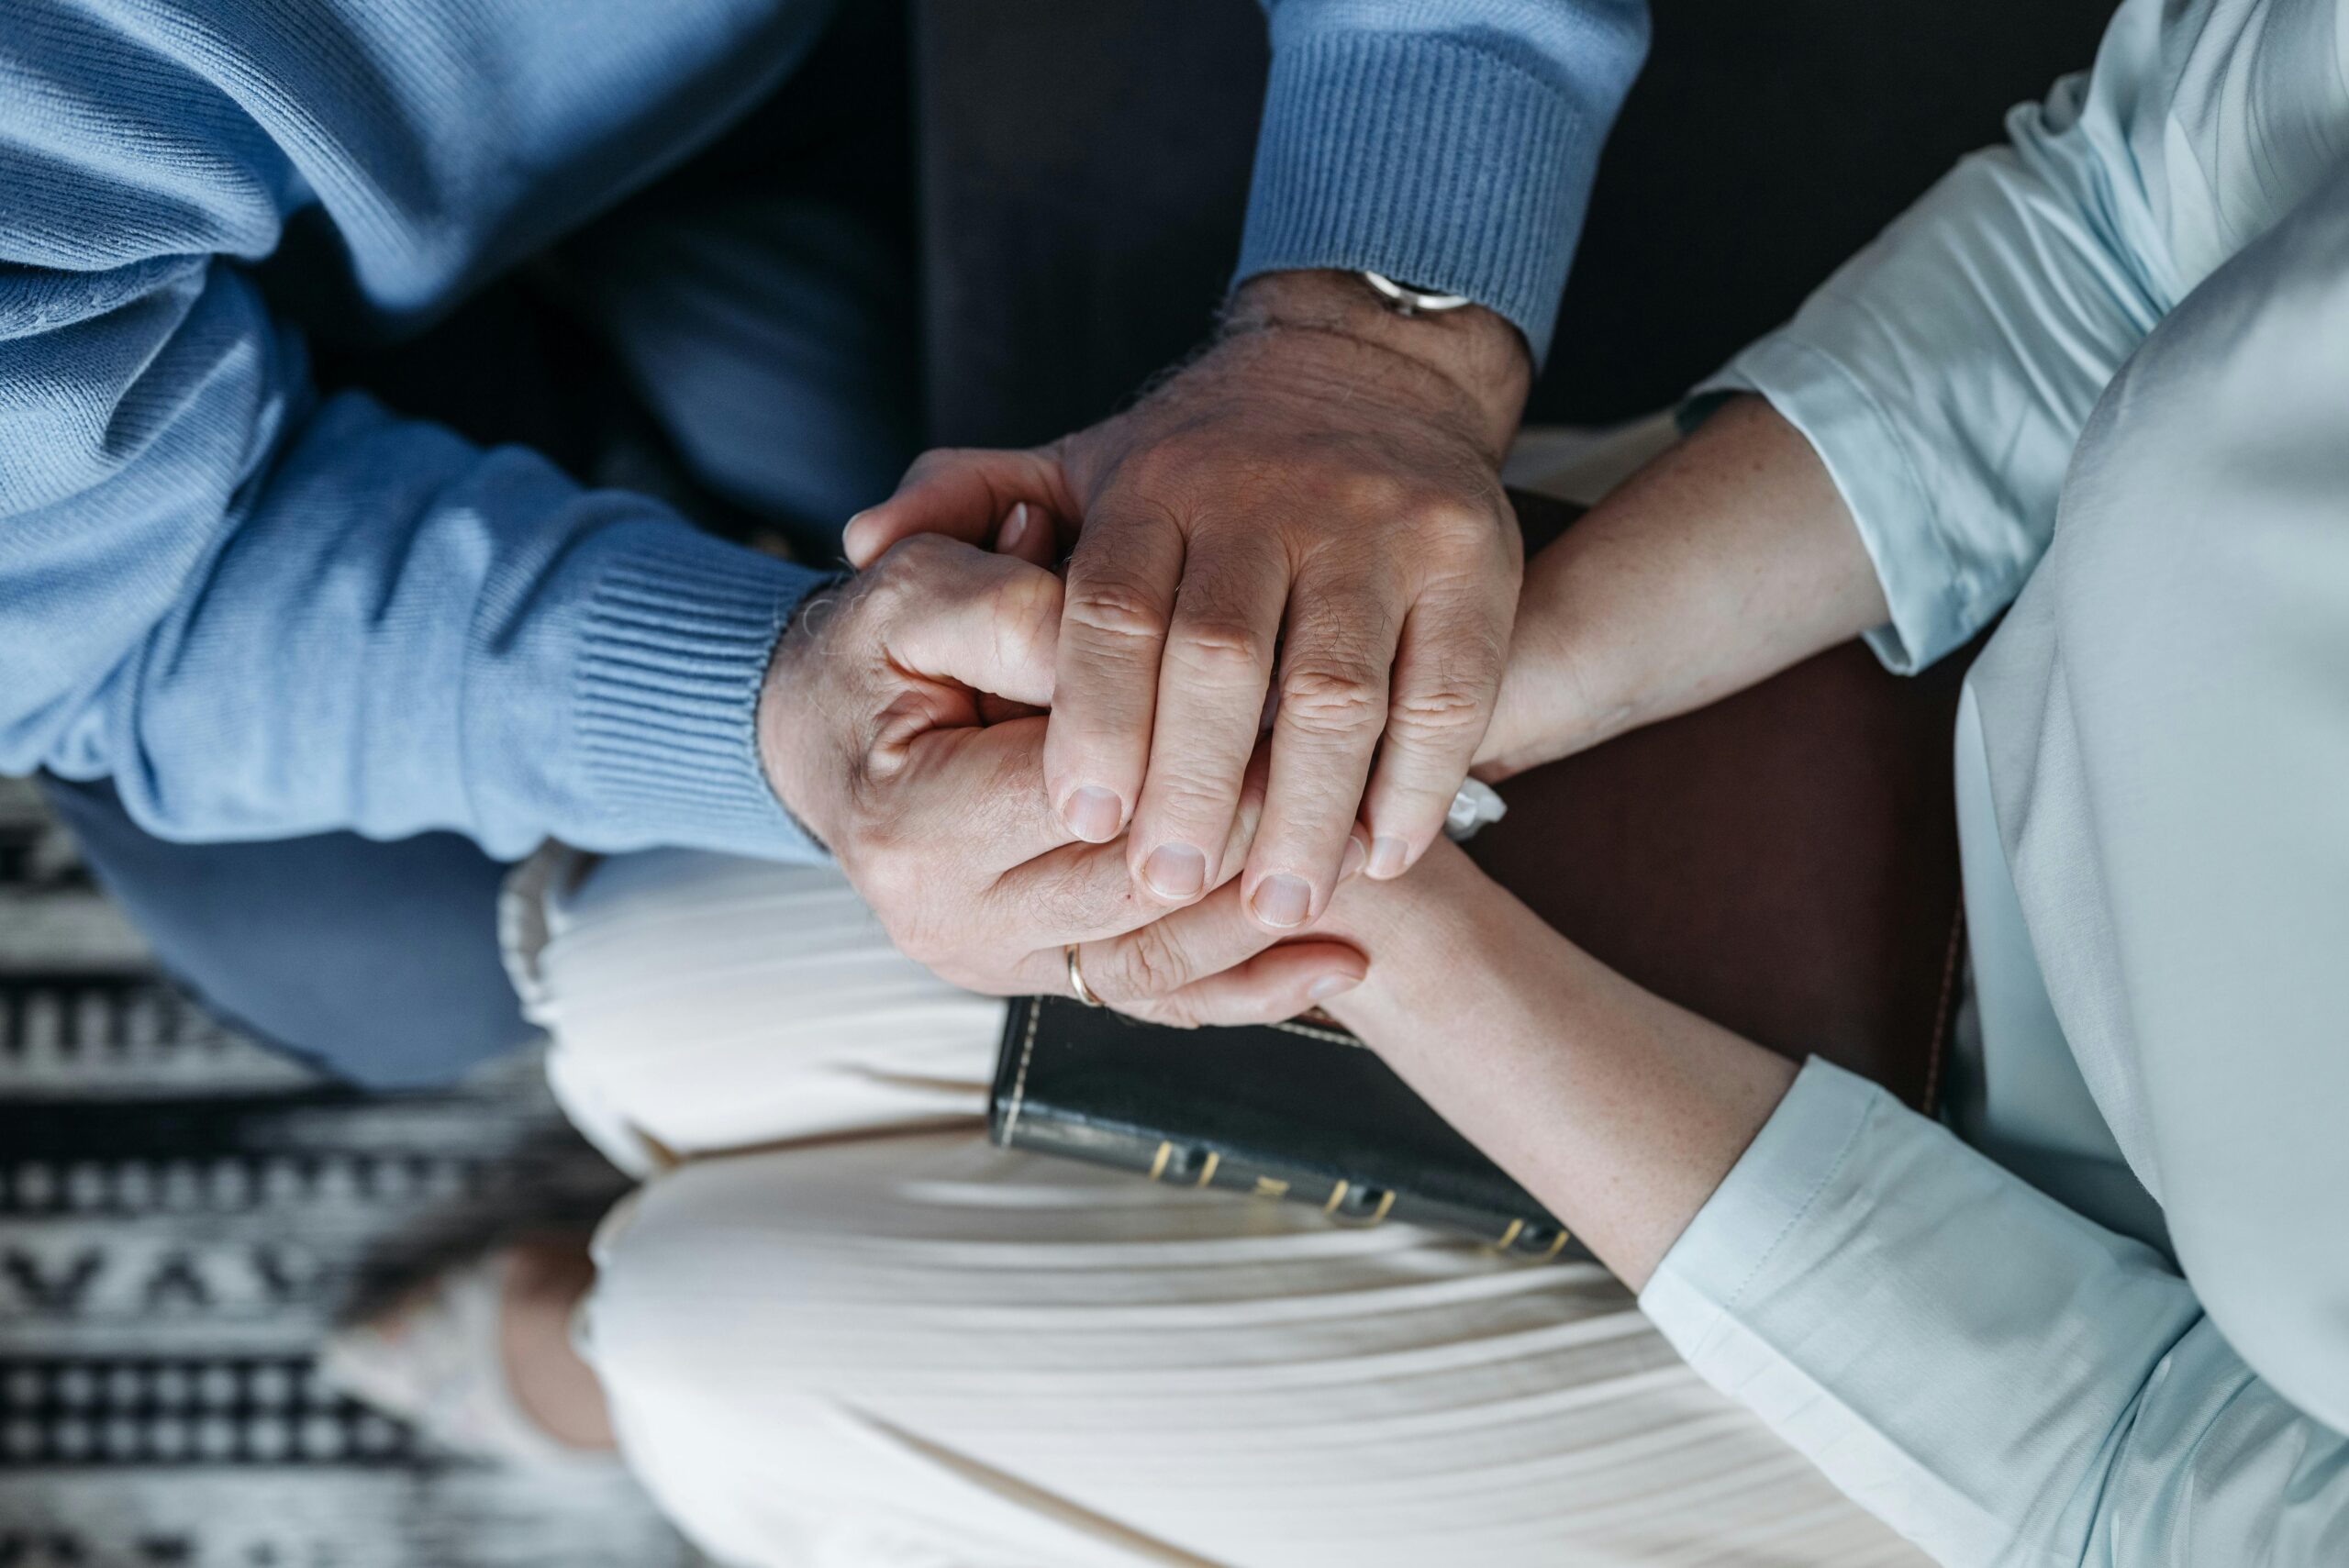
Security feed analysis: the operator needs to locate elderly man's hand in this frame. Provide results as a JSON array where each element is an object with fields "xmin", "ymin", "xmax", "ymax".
[
  {"xmin": 756, "ymin": 534, "xmax": 1367, "ymax": 1022},
  {"xmin": 843, "ymin": 270, "xmax": 1531, "ymax": 935}
]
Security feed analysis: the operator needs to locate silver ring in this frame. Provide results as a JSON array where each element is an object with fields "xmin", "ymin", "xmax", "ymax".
[{"xmin": 1065, "ymin": 945, "xmax": 1103, "ymax": 1007}]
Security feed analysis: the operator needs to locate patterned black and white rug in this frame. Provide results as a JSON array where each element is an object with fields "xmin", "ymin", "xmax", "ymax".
[{"xmin": 0, "ymin": 779, "xmax": 708, "ymax": 1567}]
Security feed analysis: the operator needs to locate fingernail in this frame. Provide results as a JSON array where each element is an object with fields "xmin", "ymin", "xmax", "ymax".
[
  {"xmin": 1063, "ymin": 786, "xmax": 1126, "ymax": 843},
  {"xmin": 1367, "ymin": 836, "xmax": 1411, "ymax": 880},
  {"xmin": 1141, "ymin": 842, "xmax": 1207, "ymax": 900},
  {"xmin": 999, "ymin": 501, "xmax": 1030, "ymax": 552},
  {"xmin": 1308, "ymin": 972, "xmax": 1364, "ymax": 1003},
  {"xmin": 1251, "ymin": 873, "xmax": 1313, "ymax": 929},
  {"xmin": 1339, "ymin": 836, "xmax": 1367, "ymax": 882}
]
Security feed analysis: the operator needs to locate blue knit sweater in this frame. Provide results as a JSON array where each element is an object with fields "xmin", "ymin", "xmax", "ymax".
[{"xmin": 0, "ymin": 0, "xmax": 1644, "ymax": 860}]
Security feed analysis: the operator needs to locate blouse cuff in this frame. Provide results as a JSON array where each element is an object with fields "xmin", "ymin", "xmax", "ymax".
[
  {"xmin": 1637, "ymin": 1056, "xmax": 1877, "ymax": 1360},
  {"xmin": 1697, "ymin": 337, "xmax": 1997, "ymax": 675}
]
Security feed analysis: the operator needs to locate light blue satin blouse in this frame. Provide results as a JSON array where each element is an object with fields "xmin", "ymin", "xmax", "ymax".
[{"xmin": 1641, "ymin": 1, "xmax": 2349, "ymax": 1562}]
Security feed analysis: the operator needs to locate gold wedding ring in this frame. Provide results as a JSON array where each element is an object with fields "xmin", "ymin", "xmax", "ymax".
[{"xmin": 1065, "ymin": 944, "xmax": 1103, "ymax": 1007}]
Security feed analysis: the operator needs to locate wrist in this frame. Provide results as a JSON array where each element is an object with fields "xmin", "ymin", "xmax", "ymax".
[
  {"xmin": 1316, "ymin": 839, "xmax": 1521, "ymax": 1033},
  {"xmin": 1480, "ymin": 395, "xmax": 1891, "ymax": 779},
  {"xmin": 1475, "ymin": 535, "xmax": 1645, "ymax": 778},
  {"xmin": 1226, "ymin": 271, "xmax": 1530, "ymax": 460},
  {"xmin": 753, "ymin": 576, "xmax": 852, "ymax": 851}
]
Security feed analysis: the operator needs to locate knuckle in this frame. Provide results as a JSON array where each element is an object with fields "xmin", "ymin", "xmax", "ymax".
[
  {"xmin": 1334, "ymin": 469, "xmax": 1414, "ymax": 519},
  {"xmin": 1419, "ymin": 496, "xmax": 1502, "ymax": 550},
  {"xmin": 859, "ymin": 555, "xmax": 930, "ymax": 618},
  {"xmin": 885, "ymin": 530, "xmax": 957, "ymax": 575},
  {"xmin": 1281, "ymin": 662, "xmax": 1384, "ymax": 734},
  {"xmin": 988, "ymin": 572, "xmax": 1062, "ymax": 665},
  {"xmin": 1386, "ymin": 684, "xmax": 1488, "ymax": 744},
  {"xmin": 1141, "ymin": 772, "xmax": 1241, "ymax": 832},
  {"xmin": 1167, "ymin": 616, "xmax": 1271, "ymax": 683},
  {"xmin": 1109, "ymin": 920, "xmax": 1190, "ymax": 1000},
  {"xmin": 1065, "ymin": 580, "xmax": 1167, "ymax": 647}
]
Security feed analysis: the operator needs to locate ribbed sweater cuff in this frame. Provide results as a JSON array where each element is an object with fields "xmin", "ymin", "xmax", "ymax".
[
  {"xmin": 1237, "ymin": 30, "xmax": 1604, "ymax": 364},
  {"xmin": 574, "ymin": 530, "xmax": 827, "ymax": 860}
]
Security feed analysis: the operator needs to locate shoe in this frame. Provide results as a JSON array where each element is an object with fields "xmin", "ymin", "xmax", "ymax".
[{"xmin": 318, "ymin": 1250, "xmax": 620, "ymax": 1473}]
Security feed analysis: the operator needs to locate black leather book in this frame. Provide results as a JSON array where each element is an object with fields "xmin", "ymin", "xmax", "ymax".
[
  {"xmin": 986, "ymin": 490, "xmax": 1970, "ymax": 1255},
  {"xmin": 991, "ymin": 995, "xmax": 1577, "ymax": 1257}
]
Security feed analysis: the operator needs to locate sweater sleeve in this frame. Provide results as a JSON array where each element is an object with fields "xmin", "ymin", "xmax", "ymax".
[
  {"xmin": 1697, "ymin": 0, "xmax": 2348, "ymax": 672},
  {"xmin": 1642, "ymin": 1061, "xmax": 2349, "ymax": 1568},
  {"xmin": 1237, "ymin": 0, "xmax": 1650, "ymax": 361},
  {"xmin": 0, "ymin": 7, "xmax": 823, "ymax": 860}
]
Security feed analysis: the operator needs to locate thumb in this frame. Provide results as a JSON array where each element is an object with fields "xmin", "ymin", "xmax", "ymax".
[{"xmin": 846, "ymin": 446, "xmax": 1073, "ymax": 568}]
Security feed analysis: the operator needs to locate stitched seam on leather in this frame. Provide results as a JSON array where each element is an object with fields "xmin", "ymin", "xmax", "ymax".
[{"xmin": 1000, "ymin": 996, "xmax": 1043, "ymax": 1142}]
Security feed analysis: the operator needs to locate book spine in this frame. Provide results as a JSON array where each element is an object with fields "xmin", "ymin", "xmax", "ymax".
[{"xmin": 995, "ymin": 1104, "xmax": 1578, "ymax": 1262}]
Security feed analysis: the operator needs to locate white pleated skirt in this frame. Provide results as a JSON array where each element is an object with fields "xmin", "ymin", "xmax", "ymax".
[{"xmin": 506, "ymin": 846, "xmax": 1924, "ymax": 1568}]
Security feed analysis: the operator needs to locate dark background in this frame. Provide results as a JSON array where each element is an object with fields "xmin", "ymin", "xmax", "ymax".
[
  {"xmin": 918, "ymin": 0, "xmax": 2114, "ymax": 445},
  {"xmin": 328, "ymin": 0, "xmax": 2120, "ymax": 513}
]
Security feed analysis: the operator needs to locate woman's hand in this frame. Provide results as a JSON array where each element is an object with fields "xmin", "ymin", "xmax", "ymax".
[
  {"xmin": 1274, "ymin": 397, "xmax": 1888, "ymax": 1284},
  {"xmin": 1259, "ymin": 397, "xmax": 1870, "ymax": 1283},
  {"xmin": 1475, "ymin": 395, "xmax": 1892, "ymax": 780}
]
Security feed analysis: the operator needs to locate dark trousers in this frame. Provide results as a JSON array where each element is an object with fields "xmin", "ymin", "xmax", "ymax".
[{"xmin": 40, "ymin": 776, "xmax": 533, "ymax": 1090}]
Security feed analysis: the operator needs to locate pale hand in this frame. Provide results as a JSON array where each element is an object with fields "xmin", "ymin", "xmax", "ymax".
[{"xmin": 754, "ymin": 534, "xmax": 1369, "ymax": 1022}]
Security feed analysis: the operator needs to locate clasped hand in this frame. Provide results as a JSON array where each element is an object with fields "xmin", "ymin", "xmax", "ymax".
[
  {"xmin": 844, "ymin": 272, "xmax": 1529, "ymax": 934},
  {"xmin": 755, "ymin": 534, "xmax": 1368, "ymax": 1024},
  {"xmin": 763, "ymin": 272, "xmax": 1533, "ymax": 1022}
]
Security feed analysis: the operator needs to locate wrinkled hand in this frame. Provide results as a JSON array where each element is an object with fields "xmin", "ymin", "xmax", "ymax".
[
  {"xmin": 844, "ymin": 271, "xmax": 1531, "ymax": 936},
  {"xmin": 756, "ymin": 534, "xmax": 1367, "ymax": 1022}
]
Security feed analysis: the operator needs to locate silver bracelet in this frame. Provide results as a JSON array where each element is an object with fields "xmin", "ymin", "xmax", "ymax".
[
  {"xmin": 1444, "ymin": 777, "xmax": 1508, "ymax": 840},
  {"xmin": 1361, "ymin": 270, "xmax": 1474, "ymax": 317}
]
